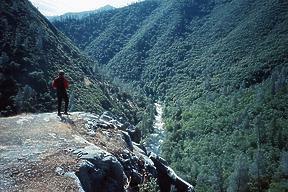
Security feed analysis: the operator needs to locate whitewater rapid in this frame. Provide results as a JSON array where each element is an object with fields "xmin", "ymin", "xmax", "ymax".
[{"xmin": 144, "ymin": 102, "xmax": 165, "ymax": 155}]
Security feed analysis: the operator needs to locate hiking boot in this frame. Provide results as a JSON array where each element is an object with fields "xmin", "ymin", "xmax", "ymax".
[
  {"xmin": 57, "ymin": 112, "xmax": 61, "ymax": 116},
  {"xmin": 63, "ymin": 112, "xmax": 69, "ymax": 115}
]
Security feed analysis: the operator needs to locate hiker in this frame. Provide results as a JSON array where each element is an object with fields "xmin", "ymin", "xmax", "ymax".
[{"xmin": 52, "ymin": 70, "xmax": 69, "ymax": 116}]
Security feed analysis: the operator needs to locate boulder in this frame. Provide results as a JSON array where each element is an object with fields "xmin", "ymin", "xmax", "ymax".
[
  {"xmin": 75, "ymin": 145, "xmax": 127, "ymax": 192},
  {"xmin": 115, "ymin": 149, "xmax": 157, "ymax": 191},
  {"xmin": 98, "ymin": 112, "xmax": 142, "ymax": 143},
  {"xmin": 150, "ymin": 153, "xmax": 195, "ymax": 192},
  {"xmin": 121, "ymin": 131, "xmax": 133, "ymax": 151},
  {"xmin": 120, "ymin": 122, "xmax": 142, "ymax": 143}
]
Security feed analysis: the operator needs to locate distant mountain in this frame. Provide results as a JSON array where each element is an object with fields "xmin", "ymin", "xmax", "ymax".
[
  {"xmin": 53, "ymin": 0, "xmax": 288, "ymax": 191},
  {"xmin": 53, "ymin": 1, "xmax": 159, "ymax": 51},
  {"xmin": 47, "ymin": 5, "xmax": 115, "ymax": 22},
  {"xmin": 0, "ymin": 0, "xmax": 143, "ymax": 124}
]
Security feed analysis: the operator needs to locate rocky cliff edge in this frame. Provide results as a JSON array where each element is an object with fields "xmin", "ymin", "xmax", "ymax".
[{"xmin": 0, "ymin": 112, "xmax": 194, "ymax": 192}]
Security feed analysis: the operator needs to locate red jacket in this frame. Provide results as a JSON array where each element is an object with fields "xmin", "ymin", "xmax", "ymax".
[{"xmin": 52, "ymin": 76, "xmax": 68, "ymax": 89}]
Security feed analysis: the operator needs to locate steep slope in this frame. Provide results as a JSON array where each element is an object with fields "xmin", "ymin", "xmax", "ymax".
[
  {"xmin": 0, "ymin": 0, "xmax": 142, "ymax": 123},
  {"xmin": 107, "ymin": 0, "xmax": 288, "ymax": 95},
  {"xmin": 53, "ymin": 0, "xmax": 288, "ymax": 191},
  {"xmin": 53, "ymin": 1, "xmax": 160, "ymax": 64}
]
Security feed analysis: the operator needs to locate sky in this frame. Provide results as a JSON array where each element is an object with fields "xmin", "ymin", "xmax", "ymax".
[{"xmin": 29, "ymin": 0, "xmax": 141, "ymax": 16}]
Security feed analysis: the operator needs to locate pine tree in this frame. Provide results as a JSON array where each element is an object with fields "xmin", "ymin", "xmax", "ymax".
[
  {"xmin": 2, "ymin": 18, "xmax": 8, "ymax": 30},
  {"xmin": 270, "ymin": 118, "xmax": 277, "ymax": 147},
  {"xmin": 15, "ymin": 85, "xmax": 37, "ymax": 112},
  {"xmin": 254, "ymin": 115, "xmax": 265, "ymax": 148},
  {"xmin": 0, "ymin": 51, "xmax": 9, "ymax": 64},
  {"xmin": 271, "ymin": 71, "xmax": 278, "ymax": 95},
  {"xmin": 210, "ymin": 162, "xmax": 224, "ymax": 192},
  {"xmin": 204, "ymin": 74, "xmax": 211, "ymax": 90},
  {"xmin": 68, "ymin": 90, "xmax": 75, "ymax": 112},
  {"xmin": 227, "ymin": 155, "xmax": 249, "ymax": 192},
  {"xmin": 36, "ymin": 35, "xmax": 43, "ymax": 50},
  {"xmin": 14, "ymin": 28, "xmax": 22, "ymax": 47},
  {"xmin": 250, "ymin": 150, "xmax": 267, "ymax": 192},
  {"xmin": 280, "ymin": 151, "xmax": 288, "ymax": 176},
  {"xmin": 23, "ymin": 37, "xmax": 29, "ymax": 49}
]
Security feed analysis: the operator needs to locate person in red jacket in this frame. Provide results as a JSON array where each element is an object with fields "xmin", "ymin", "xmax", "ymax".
[{"xmin": 52, "ymin": 70, "xmax": 69, "ymax": 116}]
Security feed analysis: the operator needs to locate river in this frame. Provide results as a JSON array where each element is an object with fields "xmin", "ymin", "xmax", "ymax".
[{"xmin": 144, "ymin": 102, "xmax": 165, "ymax": 155}]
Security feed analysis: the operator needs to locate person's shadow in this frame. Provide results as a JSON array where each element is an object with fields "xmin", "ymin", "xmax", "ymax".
[{"xmin": 58, "ymin": 114, "xmax": 75, "ymax": 126}]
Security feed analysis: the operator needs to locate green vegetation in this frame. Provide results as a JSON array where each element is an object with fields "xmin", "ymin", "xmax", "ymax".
[
  {"xmin": 139, "ymin": 177, "xmax": 160, "ymax": 192},
  {"xmin": 53, "ymin": 1, "xmax": 160, "ymax": 64},
  {"xmin": 52, "ymin": 0, "xmax": 288, "ymax": 191},
  {"xmin": 0, "ymin": 0, "xmax": 152, "ymax": 125}
]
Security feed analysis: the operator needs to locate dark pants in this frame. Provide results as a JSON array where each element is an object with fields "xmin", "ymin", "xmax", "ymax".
[{"xmin": 57, "ymin": 91, "xmax": 69, "ymax": 114}]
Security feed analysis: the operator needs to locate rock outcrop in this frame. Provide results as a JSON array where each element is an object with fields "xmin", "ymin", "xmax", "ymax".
[{"xmin": 0, "ymin": 112, "xmax": 194, "ymax": 192}]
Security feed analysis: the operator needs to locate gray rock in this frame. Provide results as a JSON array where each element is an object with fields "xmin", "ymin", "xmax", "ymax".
[
  {"xmin": 150, "ymin": 154, "xmax": 195, "ymax": 192},
  {"xmin": 75, "ymin": 145, "xmax": 127, "ymax": 192},
  {"xmin": 132, "ymin": 142, "xmax": 147, "ymax": 155},
  {"xmin": 121, "ymin": 131, "xmax": 133, "ymax": 151},
  {"xmin": 127, "ymin": 127, "xmax": 141, "ymax": 144},
  {"xmin": 120, "ymin": 122, "xmax": 141, "ymax": 143},
  {"xmin": 74, "ymin": 112, "xmax": 195, "ymax": 192},
  {"xmin": 100, "ymin": 112, "xmax": 115, "ymax": 122},
  {"xmin": 0, "ymin": 112, "xmax": 195, "ymax": 192},
  {"xmin": 98, "ymin": 112, "xmax": 142, "ymax": 143},
  {"xmin": 55, "ymin": 166, "xmax": 65, "ymax": 176}
]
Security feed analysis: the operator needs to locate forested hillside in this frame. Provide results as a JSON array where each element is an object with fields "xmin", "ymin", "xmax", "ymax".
[
  {"xmin": 53, "ymin": 1, "xmax": 160, "ymax": 64},
  {"xmin": 53, "ymin": 0, "xmax": 288, "ymax": 191},
  {"xmin": 0, "ymin": 0, "xmax": 147, "ymax": 124}
]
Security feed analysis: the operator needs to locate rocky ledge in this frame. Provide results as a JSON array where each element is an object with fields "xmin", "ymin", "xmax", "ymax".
[{"xmin": 0, "ymin": 112, "xmax": 194, "ymax": 192}]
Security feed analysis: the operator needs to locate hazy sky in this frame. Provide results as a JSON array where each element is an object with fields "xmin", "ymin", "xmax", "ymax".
[{"xmin": 29, "ymin": 0, "xmax": 141, "ymax": 16}]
